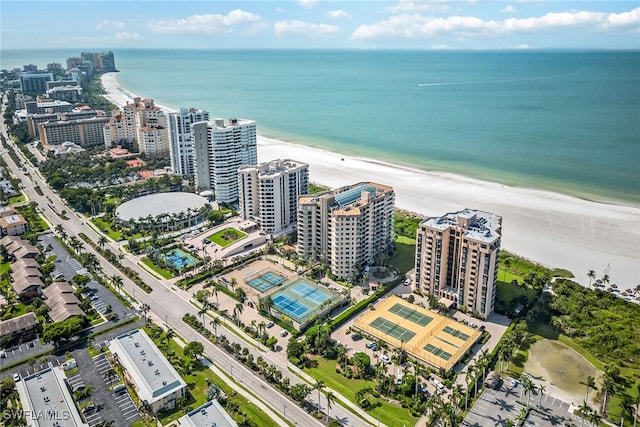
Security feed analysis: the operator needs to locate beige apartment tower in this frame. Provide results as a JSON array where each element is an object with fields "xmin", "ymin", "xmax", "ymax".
[
  {"xmin": 238, "ymin": 159, "xmax": 309, "ymax": 234},
  {"xmin": 297, "ymin": 182, "xmax": 395, "ymax": 280},
  {"xmin": 415, "ymin": 209, "xmax": 502, "ymax": 319}
]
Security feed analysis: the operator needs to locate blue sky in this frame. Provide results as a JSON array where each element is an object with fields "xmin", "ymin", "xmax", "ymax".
[{"xmin": 2, "ymin": 1, "xmax": 639, "ymax": 50}]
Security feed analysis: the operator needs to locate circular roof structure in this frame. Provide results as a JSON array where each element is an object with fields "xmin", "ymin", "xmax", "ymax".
[{"xmin": 116, "ymin": 192, "xmax": 209, "ymax": 222}]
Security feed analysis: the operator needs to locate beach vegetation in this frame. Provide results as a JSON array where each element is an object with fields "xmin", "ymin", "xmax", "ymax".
[{"xmin": 81, "ymin": 73, "xmax": 118, "ymax": 112}]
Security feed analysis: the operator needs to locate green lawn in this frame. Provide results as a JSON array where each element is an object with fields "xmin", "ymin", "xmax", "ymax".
[
  {"xmin": 497, "ymin": 268, "xmax": 523, "ymax": 284},
  {"xmin": 207, "ymin": 228, "xmax": 247, "ymax": 247},
  {"xmin": 91, "ymin": 217, "xmax": 123, "ymax": 241},
  {"xmin": 495, "ymin": 280, "xmax": 538, "ymax": 314},
  {"xmin": 140, "ymin": 257, "xmax": 174, "ymax": 279},
  {"xmin": 305, "ymin": 357, "xmax": 418, "ymax": 427},
  {"xmin": 8, "ymin": 194, "xmax": 25, "ymax": 205},
  {"xmin": 389, "ymin": 236, "xmax": 416, "ymax": 275}
]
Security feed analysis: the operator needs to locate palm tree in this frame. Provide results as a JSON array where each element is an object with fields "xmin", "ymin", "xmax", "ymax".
[
  {"xmin": 464, "ymin": 366, "xmax": 475, "ymax": 410},
  {"xmin": 198, "ymin": 303, "xmax": 209, "ymax": 326},
  {"xmin": 579, "ymin": 400, "xmax": 592, "ymax": 427},
  {"xmin": 110, "ymin": 274, "xmax": 124, "ymax": 295},
  {"xmin": 233, "ymin": 302, "xmax": 244, "ymax": 326},
  {"xmin": 313, "ymin": 380, "xmax": 325, "ymax": 414},
  {"xmin": 601, "ymin": 375, "xmax": 617, "ymax": 415},
  {"xmin": 633, "ymin": 383, "xmax": 640, "ymax": 427},
  {"xmin": 587, "ymin": 269, "xmax": 596, "ymax": 287},
  {"xmin": 210, "ymin": 317, "xmax": 221, "ymax": 338},
  {"xmin": 325, "ymin": 391, "xmax": 335, "ymax": 425},
  {"xmin": 140, "ymin": 303, "xmax": 150, "ymax": 324},
  {"xmin": 164, "ymin": 328, "xmax": 175, "ymax": 352},
  {"xmin": 504, "ymin": 419, "xmax": 515, "ymax": 427},
  {"xmin": 589, "ymin": 409, "xmax": 603, "ymax": 427},
  {"xmin": 55, "ymin": 224, "xmax": 67, "ymax": 241},
  {"xmin": 581, "ymin": 376, "xmax": 597, "ymax": 405},
  {"xmin": 601, "ymin": 274, "xmax": 610, "ymax": 287},
  {"xmin": 414, "ymin": 362, "xmax": 424, "ymax": 399},
  {"xmin": 538, "ymin": 384, "xmax": 547, "ymax": 407},
  {"xmin": 524, "ymin": 379, "xmax": 538, "ymax": 408},
  {"xmin": 98, "ymin": 235, "xmax": 108, "ymax": 249}
]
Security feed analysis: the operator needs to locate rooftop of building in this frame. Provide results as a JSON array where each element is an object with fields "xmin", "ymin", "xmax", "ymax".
[
  {"xmin": 0, "ymin": 214, "xmax": 27, "ymax": 227},
  {"xmin": 0, "ymin": 312, "xmax": 39, "ymax": 337},
  {"xmin": 178, "ymin": 400, "xmax": 238, "ymax": 427},
  {"xmin": 108, "ymin": 329, "xmax": 187, "ymax": 404},
  {"xmin": 18, "ymin": 365, "xmax": 88, "ymax": 427},
  {"xmin": 421, "ymin": 209, "xmax": 502, "ymax": 244},
  {"xmin": 239, "ymin": 159, "xmax": 308, "ymax": 177},
  {"xmin": 115, "ymin": 192, "xmax": 209, "ymax": 222}
]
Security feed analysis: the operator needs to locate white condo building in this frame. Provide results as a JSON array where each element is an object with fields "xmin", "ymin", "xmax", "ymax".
[
  {"xmin": 414, "ymin": 209, "xmax": 502, "ymax": 319},
  {"xmin": 238, "ymin": 159, "xmax": 309, "ymax": 234},
  {"xmin": 168, "ymin": 107, "xmax": 209, "ymax": 176},
  {"xmin": 297, "ymin": 182, "xmax": 395, "ymax": 280},
  {"xmin": 192, "ymin": 118, "xmax": 257, "ymax": 204}
]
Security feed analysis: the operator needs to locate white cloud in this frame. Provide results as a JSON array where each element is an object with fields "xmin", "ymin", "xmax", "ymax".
[
  {"xmin": 147, "ymin": 10, "xmax": 262, "ymax": 35},
  {"xmin": 515, "ymin": 43, "xmax": 531, "ymax": 49},
  {"xmin": 299, "ymin": 0, "xmax": 319, "ymax": 9},
  {"xmin": 274, "ymin": 20, "xmax": 340, "ymax": 37},
  {"xmin": 351, "ymin": 7, "xmax": 640, "ymax": 41},
  {"xmin": 114, "ymin": 32, "xmax": 141, "ymax": 40},
  {"xmin": 242, "ymin": 21, "xmax": 270, "ymax": 37},
  {"xmin": 96, "ymin": 20, "xmax": 126, "ymax": 30},
  {"xmin": 327, "ymin": 9, "xmax": 351, "ymax": 19},
  {"xmin": 603, "ymin": 7, "xmax": 640, "ymax": 29},
  {"xmin": 501, "ymin": 5, "xmax": 517, "ymax": 14},
  {"xmin": 387, "ymin": 0, "xmax": 474, "ymax": 13}
]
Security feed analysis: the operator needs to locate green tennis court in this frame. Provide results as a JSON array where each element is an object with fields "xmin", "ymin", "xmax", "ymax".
[
  {"xmin": 424, "ymin": 343, "xmax": 452, "ymax": 361},
  {"xmin": 369, "ymin": 317, "xmax": 416, "ymax": 342},
  {"xmin": 443, "ymin": 325, "xmax": 470, "ymax": 341},
  {"xmin": 388, "ymin": 303, "xmax": 433, "ymax": 327}
]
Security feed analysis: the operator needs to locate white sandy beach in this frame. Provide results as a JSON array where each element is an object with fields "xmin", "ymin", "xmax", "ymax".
[{"xmin": 101, "ymin": 73, "xmax": 640, "ymax": 290}]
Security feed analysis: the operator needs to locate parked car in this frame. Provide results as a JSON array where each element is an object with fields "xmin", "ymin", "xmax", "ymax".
[
  {"xmin": 13, "ymin": 373, "xmax": 20, "ymax": 382},
  {"xmin": 280, "ymin": 330, "xmax": 289, "ymax": 337},
  {"xmin": 380, "ymin": 354, "xmax": 391, "ymax": 364},
  {"xmin": 266, "ymin": 322, "xmax": 275, "ymax": 328},
  {"xmin": 113, "ymin": 384, "xmax": 126, "ymax": 394},
  {"xmin": 82, "ymin": 404, "xmax": 96, "ymax": 414},
  {"xmin": 351, "ymin": 333, "xmax": 362, "ymax": 341},
  {"xmin": 366, "ymin": 341, "xmax": 378, "ymax": 350},
  {"xmin": 0, "ymin": 351, "xmax": 6, "ymax": 358}
]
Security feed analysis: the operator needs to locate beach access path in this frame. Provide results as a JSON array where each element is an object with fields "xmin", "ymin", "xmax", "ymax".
[{"xmin": 101, "ymin": 73, "xmax": 640, "ymax": 290}]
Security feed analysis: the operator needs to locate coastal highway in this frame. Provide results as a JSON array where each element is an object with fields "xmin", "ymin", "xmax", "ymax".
[{"xmin": 0, "ymin": 95, "xmax": 376, "ymax": 427}]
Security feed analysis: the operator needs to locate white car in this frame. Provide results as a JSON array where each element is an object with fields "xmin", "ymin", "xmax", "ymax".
[
  {"xmin": 13, "ymin": 373, "xmax": 20, "ymax": 382},
  {"xmin": 380, "ymin": 354, "xmax": 391, "ymax": 364}
]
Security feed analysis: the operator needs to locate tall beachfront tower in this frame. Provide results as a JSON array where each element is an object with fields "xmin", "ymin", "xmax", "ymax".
[
  {"xmin": 297, "ymin": 182, "xmax": 395, "ymax": 280},
  {"xmin": 192, "ymin": 118, "xmax": 257, "ymax": 204},
  {"xmin": 121, "ymin": 98, "xmax": 170, "ymax": 157},
  {"xmin": 238, "ymin": 159, "xmax": 309, "ymax": 234},
  {"xmin": 168, "ymin": 108, "xmax": 210, "ymax": 176},
  {"xmin": 414, "ymin": 209, "xmax": 502, "ymax": 319}
]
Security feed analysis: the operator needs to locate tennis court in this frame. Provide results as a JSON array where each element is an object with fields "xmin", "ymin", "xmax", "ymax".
[
  {"xmin": 266, "ymin": 278, "xmax": 342, "ymax": 327},
  {"xmin": 388, "ymin": 303, "xmax": 433, "ymax": 327},
  {"xmin": 353, "ymin": 296, "xmax": 481, "ymax": 371},
  {"xmin": 245, "ymin": 270, "xmax": 286, "ymax": 293},
  {"xmin": 443, "ymin": 325, "xmax": 470, "ymax": 341},
  {"xmin": 369, "ymin": 317, "xmax": 417, "ymax": 342}
]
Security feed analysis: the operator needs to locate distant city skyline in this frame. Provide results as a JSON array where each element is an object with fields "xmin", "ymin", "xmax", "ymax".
[{"xmin": 1, "ymin": 1, "xmax": 639, "ymax": 51}]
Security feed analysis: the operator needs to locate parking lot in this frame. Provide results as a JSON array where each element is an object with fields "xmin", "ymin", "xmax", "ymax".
[
  {"xmin": 463, "ymin": 380, "xmax": 594, "ymax": 427},
  {"xmin": 92, "ymin": 353, "xmax": 139, "ymax": 424}
]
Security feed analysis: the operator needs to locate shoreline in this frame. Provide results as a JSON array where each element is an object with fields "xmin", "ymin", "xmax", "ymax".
[{"xmin": 100, "ymin": 72, "xmax": 640, "ymax": 290}]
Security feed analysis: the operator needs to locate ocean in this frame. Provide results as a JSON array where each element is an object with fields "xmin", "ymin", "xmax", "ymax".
[{"xmin": 2, "ymin": 49, "xmax": 639, "ymax": 205}]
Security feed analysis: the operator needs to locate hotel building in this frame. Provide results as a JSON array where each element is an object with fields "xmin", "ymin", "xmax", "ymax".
[
  {"xmin": 192, "ymin": 118, "xmax": 257, "ymax": 204},
  {"xmin": 297, "ymin": 182, "xmax": 395, "ymax": 280},
  {"xmin": 414, "ymin": 209, "xmax": 502, "ymax": 319},
  {"xmin": 19, "ymin": 73, "xmax": 53, "ymax": 93},
  {"xmin": 108, "ymin": 329, "xmax": 187, "ymax": 414},
  {"xmin": 39, "ymin": 116, "xmax": 110, "ymax": 147},
  {"xmin": 168, "ymin": 107, "xmax": 210, "ymax": 176},
  {"xmin": 238, "ymin": 159, "xmax": 309, "ymax": 234}
]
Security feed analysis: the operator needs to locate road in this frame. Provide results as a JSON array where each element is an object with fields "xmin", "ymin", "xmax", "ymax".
[{"xmin": 0, "ymin": 93, "xmax": 375, "ymax": 427}]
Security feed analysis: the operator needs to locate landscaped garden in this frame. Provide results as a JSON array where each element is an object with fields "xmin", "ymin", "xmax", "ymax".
[{"xmin": 207, "ymin": 228, "xmax": 247, "ymax": 247}]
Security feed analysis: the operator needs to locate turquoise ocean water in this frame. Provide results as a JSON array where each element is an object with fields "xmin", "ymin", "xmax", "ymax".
[{"xmin": 2, "ymin": 49, "xmax": 639, "ymax": 205}]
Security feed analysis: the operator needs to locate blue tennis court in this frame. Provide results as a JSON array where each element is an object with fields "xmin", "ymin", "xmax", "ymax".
[
  {"xmin": 266, "ymin": 278, "xmax": 342, "ymax": 326},
  {"xmin": 245, "ymin": 270, "xmax": 286, "ymax": 293},
  {"xmin": 272, "ymin": 294, "xmax": 310, "ymax": 317}
]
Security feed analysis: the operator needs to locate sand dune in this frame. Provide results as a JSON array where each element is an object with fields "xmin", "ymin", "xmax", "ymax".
[{"xmin": 101, "ymin": 73, "xmax": 640, "ymax": 290}]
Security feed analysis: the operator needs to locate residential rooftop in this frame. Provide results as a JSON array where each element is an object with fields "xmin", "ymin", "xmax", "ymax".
[
  {"xmin": 421, "ymin": 208, "xmax": 502, "ymax": 244},
  {"xmin": 178, "ymin": 400, "xmax": 237, "ymax": 427}
]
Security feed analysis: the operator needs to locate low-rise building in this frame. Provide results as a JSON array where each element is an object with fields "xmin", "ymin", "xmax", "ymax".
[
  {"xmin": 0, "ymin": 213, "xmax": 29, "ymax": 236},
  {"xmin": 0, "ymin": 312, "xmax": 40, "ymax": 345},
  {"xmin": 16, "ymin": 364, "xmax": 88, "ymax": 427},
  {"xmin": 108, "ymin": 329, "xmax": 187, "ymax": 414},
  {"xmin": 177, "ymin": 400, "xmax": 237, "ymax": 427},
  {"xmin": 42, "ymin": 282, "xmax": 86, "ymax": 322}
]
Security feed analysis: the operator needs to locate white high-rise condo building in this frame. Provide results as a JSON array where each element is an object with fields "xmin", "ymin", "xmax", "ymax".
[
  {"xmin": 414, "ymin": 209, "xmax": 502, "ymax": 319},
  {"xmin": 297, "ymin": 182, "xmax": 395, "ymax": 280},
  {"xmin": 238, "ymin": 159, "xmax": 309, "ymax": 234},
  {"xmin": 168, "ymin": 108, "xmax": 209, "ymax": 176},
  {"xmin": 192, "ymin": 118, "xmax": 257, "ymax": 204}
]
